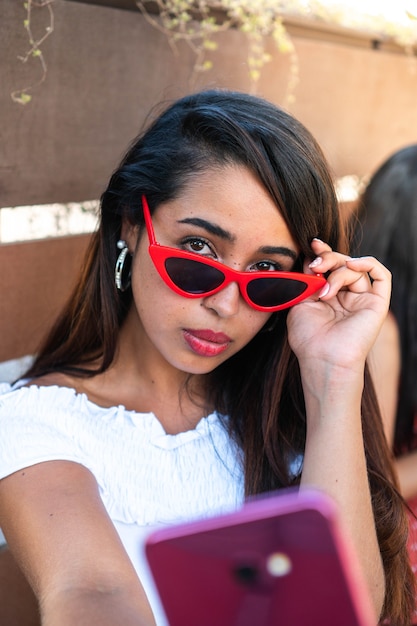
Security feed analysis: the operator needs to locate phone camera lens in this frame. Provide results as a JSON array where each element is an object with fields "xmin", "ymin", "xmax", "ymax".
[{"xmin": 233, "ymin": 564, "xmax": 258, "ymax": 585}]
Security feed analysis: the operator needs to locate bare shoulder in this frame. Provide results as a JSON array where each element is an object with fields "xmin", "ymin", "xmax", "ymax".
[
  {"xmin": 23, "ymin": 368, "xmax": 121, "ymax": 407},
  {"xmin": 23, "ymin": 372, "xmax": 98, "ymax": 403},
  {"xmin": 24, "ymin": 371, "xmax": 78, "ymax": 389}
]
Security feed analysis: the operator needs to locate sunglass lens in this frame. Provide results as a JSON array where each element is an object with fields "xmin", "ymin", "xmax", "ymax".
[
  {"xmin": 165, "ymin": 258, "xmax": 225, "ymax": 294},
  {"xmin": 247, "ymin": 277, "xmax": 307, "ymax": 307}
]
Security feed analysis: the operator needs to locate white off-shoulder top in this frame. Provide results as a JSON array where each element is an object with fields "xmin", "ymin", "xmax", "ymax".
[{"xmin": 0, "ymin": 382, "xmax": 245, "ymax": 625}]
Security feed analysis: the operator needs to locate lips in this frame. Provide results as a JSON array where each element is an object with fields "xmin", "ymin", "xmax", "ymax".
[
  {"xmin": 186, "ymin": 329, "xmax": 231, "ymax": 344},
  {"xmin": 183, "ymin": 329, "xmax": 231, "ymax": 357}
]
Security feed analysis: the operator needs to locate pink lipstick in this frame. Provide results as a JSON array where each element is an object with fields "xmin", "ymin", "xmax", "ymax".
[{"xmin": 183, "ymin": 329, "xmax": 231, "ymax": 357}]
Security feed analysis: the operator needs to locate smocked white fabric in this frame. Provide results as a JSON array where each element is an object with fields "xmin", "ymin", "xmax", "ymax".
[{"xmin": 0, "ymin": 382, "xmax": 245, "ymax": 624}]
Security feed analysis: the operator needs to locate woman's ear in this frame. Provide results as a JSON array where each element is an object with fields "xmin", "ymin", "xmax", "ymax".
[{"xmin": 120, "ymin": 218, "xmax": 140, "ymax": 251}]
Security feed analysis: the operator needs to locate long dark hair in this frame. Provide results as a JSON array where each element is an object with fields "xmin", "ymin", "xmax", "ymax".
[
  {"xmin": 25, "ymin": 89, "xmax": 414, "ymax": 624},
  {"xmin": 352, "ymin": 144, "xmax": 417, "ymax": 455}
]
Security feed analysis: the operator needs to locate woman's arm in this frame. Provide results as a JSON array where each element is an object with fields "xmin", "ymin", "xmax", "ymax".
[
  {"xmin": 368, "ymin": 311, "xmax": 401, "ymax": 446},
  {"xmin": 287, "ymin": 240, "xmax": 391, "ymax": 620},
  {"xmin": 369, "ymin": 312, "xmax": 417, "ymax": 500},
  {"xmin": 298, "ymin": 360, "xmax": 383, "ymax": 620},
  {"xmin": 396, "ymin": 451, "xmax": 417, "ymax": 500},
  {"xmin": 0, "ymin": 461, "xmax": 156, "ymax": 626}
]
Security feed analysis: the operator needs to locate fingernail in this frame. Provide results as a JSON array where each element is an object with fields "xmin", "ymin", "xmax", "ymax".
[
  {"xmin": 318, "ymin": 283, "xmax": 330, "ymax": 298},
  {"xmin": 309, "ymin": 256, "xmax": 322, "ymax": 269},
  {"xmin": 312, "ymin": 238, "xmax": 324, "ymax": 244}
]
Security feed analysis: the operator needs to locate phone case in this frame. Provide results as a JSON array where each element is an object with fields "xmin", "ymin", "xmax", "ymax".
[{"xmin": 145, "ymin": 489, "xmax": 376, "ymax": 626}]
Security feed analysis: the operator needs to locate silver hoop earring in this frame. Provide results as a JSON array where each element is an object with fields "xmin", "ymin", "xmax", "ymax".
[{"xmin": 115, "ymin": 240, "xmax": 132, "ymax": 291}]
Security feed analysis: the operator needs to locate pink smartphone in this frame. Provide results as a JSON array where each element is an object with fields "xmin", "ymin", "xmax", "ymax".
[{"xmin": 145, "ymin": 489, "xmax": 376, "ymax": 626}]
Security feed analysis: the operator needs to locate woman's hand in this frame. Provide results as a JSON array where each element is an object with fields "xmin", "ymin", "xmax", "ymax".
[{"xmin": 287, "ymin": 238, "xmax": 391, "ymax": 373}]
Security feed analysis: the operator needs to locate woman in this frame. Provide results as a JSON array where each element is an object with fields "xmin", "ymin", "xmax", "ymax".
[{"xmin": 0, "ymin": 89, "xmax": 413, "ymax": 625}]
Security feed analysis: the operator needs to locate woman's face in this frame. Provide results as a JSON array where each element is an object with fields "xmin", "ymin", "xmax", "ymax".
[{"xmin": 122, "ymin": 165, "xmax": 299, "ymax": 376}]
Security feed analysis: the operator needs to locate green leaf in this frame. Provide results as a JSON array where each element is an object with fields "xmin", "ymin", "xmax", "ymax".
[{"xmin": 17, "ymin": 93, "xmax": 32, "ymax": 105}]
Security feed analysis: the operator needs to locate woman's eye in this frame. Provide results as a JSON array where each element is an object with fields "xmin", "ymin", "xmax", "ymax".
[
  {"xmin": 252, "ymin": 260, "xmax": 281, "ymax": 272},
  {"xmin": 183, "ymin": 238, "xmax": 213, "ymax": 256}
]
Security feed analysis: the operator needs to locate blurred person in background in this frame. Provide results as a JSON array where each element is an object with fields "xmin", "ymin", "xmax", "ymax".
[{"xmin": 351, "ymin": 143, "xmax": 417, "ymax": 621}]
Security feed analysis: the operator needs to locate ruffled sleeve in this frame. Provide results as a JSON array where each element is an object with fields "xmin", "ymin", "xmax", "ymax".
[{"xmin": 0, "ymin": 384, "xmax": 97, "ymax": 479}]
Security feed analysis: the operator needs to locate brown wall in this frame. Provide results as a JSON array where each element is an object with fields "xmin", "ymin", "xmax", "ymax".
[
  {"xmin": 2, "ymin": 0, "xmax": 417, "ymax": 208},
  {"xmin": 0, "ymin": 235, "xmax": 91, "ymax": 362}
]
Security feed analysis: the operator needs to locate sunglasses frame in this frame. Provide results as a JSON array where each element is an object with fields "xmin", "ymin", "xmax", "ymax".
[{"xmin": 141, "ymin": 195, "xmax": 326, "ymax": 312}]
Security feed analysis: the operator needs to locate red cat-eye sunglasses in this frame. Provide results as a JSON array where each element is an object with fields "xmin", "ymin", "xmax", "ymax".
[{"xmin": 142, "ymin": 195, "xmax": 326, "ymax": 312}]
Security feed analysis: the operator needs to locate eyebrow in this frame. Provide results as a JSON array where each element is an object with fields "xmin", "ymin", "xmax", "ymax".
[
  {"xmin": 178, "ymin": 217, "xmax": 235, "ymax": 241},
  {"xmin": 259, "ymin": 245, "xmax": 297, "ymax": 261},
  {"xmin": 178, "ymin": 217, "xmax": 297, "ymax": 262}
]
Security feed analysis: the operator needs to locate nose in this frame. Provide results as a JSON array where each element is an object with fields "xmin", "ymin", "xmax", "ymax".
[{"xmin": 201, "ymin": 281, "xmax": 242, "ymax": 317}]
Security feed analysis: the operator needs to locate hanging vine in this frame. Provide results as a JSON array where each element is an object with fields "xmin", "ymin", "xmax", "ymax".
[
  {"xmin": 11, "ymin": 0, "xmax": 55, "ymax": 105},
  {"xmin": 11, "ymin": 1, "xmax": 417, "ymax": 105},
  {"xmin": 136, "ymin": 0, "xmax": 298, "ymax": 97}
]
